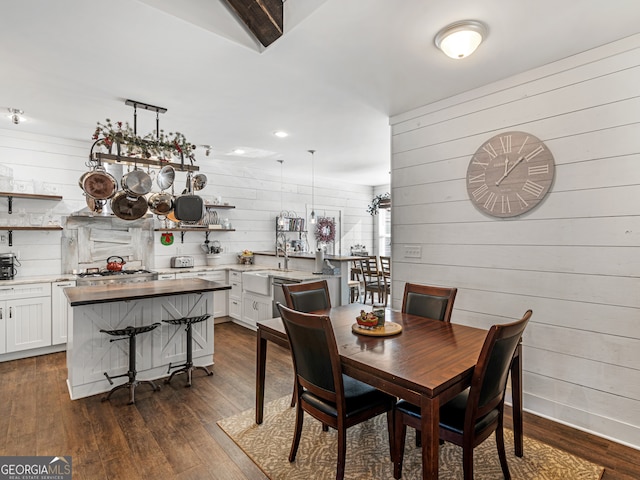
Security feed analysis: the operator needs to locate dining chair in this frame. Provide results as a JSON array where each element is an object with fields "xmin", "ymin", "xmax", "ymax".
[
  {"xmin": 349, "ymin": 259, "xmax": 363, "ymax": 303},
  {"xmin": 379, "ymin": 255, "xmax": 391, "ymax": 304},
  {"xmin": 358, "ymin": 256, "xmax": 386, "ymax": 305},
  {"xmin": 392, "ymin": 310, "xmax": 533, "ymax": 480},
  {"xmin": 277, "ymin": 304, "xmax": 396, "ymax": 480},
  {"xmin": 282, "ymin": 279, "xmax": 331, "ymax": 312},
  {"xmin": 401, "ymin": 283, "xmax": 457, "ymax": 322}
]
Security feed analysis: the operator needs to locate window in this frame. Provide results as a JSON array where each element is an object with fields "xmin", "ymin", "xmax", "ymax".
[{"xmin": 378, "ymin": 207, "xmax": 391, "ymax": 256}]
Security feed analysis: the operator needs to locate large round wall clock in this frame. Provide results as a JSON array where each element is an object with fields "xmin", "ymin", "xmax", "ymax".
[{"xmin": 466, "ymin": 131, "xmax": 555, "ymax": 218}]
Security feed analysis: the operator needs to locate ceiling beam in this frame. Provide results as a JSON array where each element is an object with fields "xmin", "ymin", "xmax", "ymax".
[{"xmin": 223, "ymin": 0, "xmax": 283, "ymax": 48}]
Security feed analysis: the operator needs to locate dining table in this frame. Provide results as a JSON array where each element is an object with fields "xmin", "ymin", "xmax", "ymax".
[{"xmin": 255, "ymin": 303, "xmax": 524, "ymax": 480}]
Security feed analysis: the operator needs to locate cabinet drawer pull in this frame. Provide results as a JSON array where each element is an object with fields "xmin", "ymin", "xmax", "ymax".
[{"xmin": 57, "ymin": 283, "xmax": 73, "ymax": 287}]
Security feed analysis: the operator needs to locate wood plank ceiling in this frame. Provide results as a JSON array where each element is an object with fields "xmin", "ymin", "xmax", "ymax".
[{"xmin": 223, "ymin": 0, "xmax": 284, "ymax": 48}]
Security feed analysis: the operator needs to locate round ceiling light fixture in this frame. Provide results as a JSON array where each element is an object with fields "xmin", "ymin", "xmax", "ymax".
[
  {"xmin": 434, "ymin": 20, "xmax": 487, "ymax": 59},
  {"xmin": 274, "ymin": 130, "xmax": 289, "ymax": 138},
  {"xmin": 7, "ymin": 108, "xmax": 26, "ymax": 125}
]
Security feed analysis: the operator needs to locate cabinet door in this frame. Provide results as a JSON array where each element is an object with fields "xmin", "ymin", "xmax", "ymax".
[
  {"xmin": 6, "ymin": 296, "xmax": 52, "ymax": 352},
  {"xmin": 52, "ymin": 281, "xmax": 75, "ymax": 345},
  {"xmin": 242, "ymin": 293, "xmax": 272, "ymax": 329}
]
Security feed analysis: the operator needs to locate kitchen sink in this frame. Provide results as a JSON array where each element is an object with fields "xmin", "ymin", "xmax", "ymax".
[{"xmin": 242, "ymin": 271, "xmax": 273, "ymax": 296}]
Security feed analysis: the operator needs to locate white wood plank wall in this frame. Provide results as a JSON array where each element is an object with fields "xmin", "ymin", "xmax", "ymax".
[
  {"xmin": 390, "ymin": 34, "xmax": 640, "ymax": 448},
  {"xmin": 0, "ymin": 130, "xmax": 377, "ymax": 276}
]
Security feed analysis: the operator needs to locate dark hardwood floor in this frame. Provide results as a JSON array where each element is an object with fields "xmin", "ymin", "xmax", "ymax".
[{"xmin": 0, "ymin": 321, "xmax": 638, "ymax": 479}]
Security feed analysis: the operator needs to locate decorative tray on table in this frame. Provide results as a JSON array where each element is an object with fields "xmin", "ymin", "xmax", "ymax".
[
  {"xmin": 352, "ymin": 311, "xmax": 402, "ymax": 336},
  {"xmin": 352, "ymin": 322, "xmax": 402, "ymax": 336}
]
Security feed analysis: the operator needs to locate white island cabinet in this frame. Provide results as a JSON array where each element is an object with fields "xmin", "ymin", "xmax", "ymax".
[{"xmin": 64, "ymin": 278, "xmax": 230, "ymax": 400}]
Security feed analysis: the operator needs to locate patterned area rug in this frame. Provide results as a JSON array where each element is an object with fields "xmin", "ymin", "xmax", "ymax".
[{"xmin": 218, "ymin": 396, "xmax": 604, "ymax": 480}]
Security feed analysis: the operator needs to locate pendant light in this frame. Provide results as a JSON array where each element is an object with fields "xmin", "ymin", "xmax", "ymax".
[
  {"xmin": 308, "ymin": 149, "xmax": 316, "ymax": 224},
  {"xmin": 277, "ymin": 159, "xmax": 285, "ymax": 227}
]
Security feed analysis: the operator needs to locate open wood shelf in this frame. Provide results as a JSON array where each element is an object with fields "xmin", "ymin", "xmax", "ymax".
[
  {"xmin": 0, "ymin": 226, "xmax": 63, "ymax": 231},
  {"xmin": 0, "ymin": 192, "xmax": 63, "ymax": 201}
]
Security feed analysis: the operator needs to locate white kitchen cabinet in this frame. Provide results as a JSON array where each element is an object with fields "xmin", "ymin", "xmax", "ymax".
[
  {"xmin": 241, "ymin": 292, "xmax": 272, "ymax": 330},
  {"xmin": 51, "ymin": 280, "xmax": 75, "ymax": 345},
  {"xmin": 175, "ymin": 271, "xmax": 228, "ymax": 318},
  {"xmin": 0, "ymin": 283, "xmax": 52, "ymax": 353},
  {"xmin": 228, "ymin": 270, "xmax": 242, "ymax": 320}
]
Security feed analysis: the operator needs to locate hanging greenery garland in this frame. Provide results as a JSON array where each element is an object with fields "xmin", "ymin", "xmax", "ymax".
[
  {"xmin": 367, "ymin": 192, "xmax": 391, "ymax": 215},
  {"xmin": 315, "ymin": 217, "xmax": 336, "ymax": 243}
]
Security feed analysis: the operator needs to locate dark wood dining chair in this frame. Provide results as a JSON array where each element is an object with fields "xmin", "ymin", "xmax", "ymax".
[
  {"xmin": 277, "ymin": 304, "xmax": 396, "ymax": 480},
  {"xmin": 392, "ymin": 310, "xmax": 533, "ymax": 480},
  {"xmin": 358, "ymin": 256, "xmax": 386, "ymax": 305},
  {"xmin": 401, "ymin": 282, "xmax": 457, "ymax": 322},
  {"xmin": 282, "ymin": 279, "xmax": 331, "ymax": 312},
  {"xmin": 379, "ymin": 255, "xmax": 391, "ymax": 304}
]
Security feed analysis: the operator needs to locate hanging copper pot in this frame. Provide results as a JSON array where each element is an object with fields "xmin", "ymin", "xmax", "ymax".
[{"xmin": 79, "ymin": 166, "xmax": 118, "ymax": 200}]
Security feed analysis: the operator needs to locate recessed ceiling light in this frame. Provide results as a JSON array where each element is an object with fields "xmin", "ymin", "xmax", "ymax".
[
  {"xmin": 274, "ymin": 131, "xmax": 289, "ymax": 138},
  {"xmin": 233, "ymin": 148, "xmax": 246, "ymax": 155}
]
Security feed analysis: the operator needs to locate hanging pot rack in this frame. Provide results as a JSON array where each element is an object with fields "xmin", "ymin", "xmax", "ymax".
[{"xmin": 91, "ymin": 99, "xmax": 199, "ymax": 172}]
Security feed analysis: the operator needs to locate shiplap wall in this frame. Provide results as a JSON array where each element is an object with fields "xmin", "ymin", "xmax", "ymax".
[
  {"xmin": 0, "ymin": 129, "xmax": 376, "ymax": 276},
  {"xmin": 390, "ymin": 34, "xmax": 640, "ymax": 448}
]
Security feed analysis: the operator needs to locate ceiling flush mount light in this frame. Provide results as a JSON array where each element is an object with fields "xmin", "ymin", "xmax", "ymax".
[
  {"xmin": 434, "ymin": 20, "xmax": 487, "ymax": 59},
  {"xmin": 7, "ymin": 108, "xmax": 25, "ymax": 125}
]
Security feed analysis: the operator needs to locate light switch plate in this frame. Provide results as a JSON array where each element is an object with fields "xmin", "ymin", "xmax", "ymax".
[{"xmin": 404, "ymin": 245, "xmax": 422, "ymax": 258}]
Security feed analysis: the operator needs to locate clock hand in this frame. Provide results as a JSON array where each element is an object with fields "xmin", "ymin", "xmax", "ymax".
[
  {"xmin": 496, "ymin": 155, "xmax": 524, "ymax": 186},
  {"xmin": 504, "ymin": 156, "xmax": 509, "ymax": 176}
]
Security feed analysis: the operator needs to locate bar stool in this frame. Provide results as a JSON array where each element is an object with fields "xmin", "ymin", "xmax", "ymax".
[
  {"xmin": 100, "ymin": 323, "xmax": 161, "ymax": 405},
  {"xmin": 163, "ymin": 314, "xmax": 213, "ymax": 387}
]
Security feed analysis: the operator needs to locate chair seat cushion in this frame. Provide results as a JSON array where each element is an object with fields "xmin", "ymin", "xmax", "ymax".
[
  {"xmin": 302, "ymin": 374, "xmax": 395, "ymax": 420},
  {"xmin": 395, "ymin": 390, "xmax": 499, "ymax": 436}
]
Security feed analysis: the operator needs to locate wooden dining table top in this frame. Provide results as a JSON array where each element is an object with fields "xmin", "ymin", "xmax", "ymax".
[{"xmin": 258, "ymin": 303, "xmax": 488, "ymax": 403}]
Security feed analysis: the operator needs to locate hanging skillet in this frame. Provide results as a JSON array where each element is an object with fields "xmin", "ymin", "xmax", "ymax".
[
  {"xmin": 156, "ymin": 164, "xmax": 175, "ymax": 191},
  {"xmin": 147, "ymin": 191, "xmax": 174, "ymax": 215},
  {"xmin": 173, "ymin": 159, "xmax": 204, "ymax": 222},
  {"xmin": 110, "ymin": 191, "xmax": 148, "ymax": 220}
]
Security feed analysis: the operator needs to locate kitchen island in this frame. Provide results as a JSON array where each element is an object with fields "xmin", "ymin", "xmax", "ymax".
[{"xmin": 64, "ymin": 278, "xmax": 230, "ymax": 400}]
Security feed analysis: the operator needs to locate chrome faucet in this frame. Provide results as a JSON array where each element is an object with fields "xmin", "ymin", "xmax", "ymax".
[{"xmin": 276, "ymin": 245, "xmax": 289, "ymax": 270}]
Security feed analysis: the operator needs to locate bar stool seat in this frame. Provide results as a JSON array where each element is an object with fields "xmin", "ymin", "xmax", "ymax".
[
  {"xmin": 163, "ymin": 314, "xmax": 213, "ymax": 387},
  {"xmin": 100, "ymin": 323, "xmax": 161, "ymax": 405}
]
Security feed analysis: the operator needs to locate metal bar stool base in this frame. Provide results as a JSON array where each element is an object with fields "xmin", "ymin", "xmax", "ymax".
[
  {"xmin": 163, "ymin": 315, "xmax": 213, "ymax": 388},
  {"xmin": 100, "ymin": 323, "xmax": 161, "ymax": 405}
]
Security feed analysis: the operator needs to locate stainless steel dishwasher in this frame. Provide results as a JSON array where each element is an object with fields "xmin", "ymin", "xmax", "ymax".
[{"xmin": 272, "ymin": 277, "xmax": 301, "ymax": 317}]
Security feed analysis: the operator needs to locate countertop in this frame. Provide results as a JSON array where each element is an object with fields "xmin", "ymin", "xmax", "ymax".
[{"xmin": 64, "ymin": 278, "xmax": 231, "ymax": 306}]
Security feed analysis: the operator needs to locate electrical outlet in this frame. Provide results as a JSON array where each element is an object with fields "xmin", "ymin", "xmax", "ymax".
[
  {"xmin": 0, "ymin": 235, "xmax": 6, "ymax": 245},
  {"xmin": 403, "ymin": 245, "xmax": 422, "ymax": 258}
]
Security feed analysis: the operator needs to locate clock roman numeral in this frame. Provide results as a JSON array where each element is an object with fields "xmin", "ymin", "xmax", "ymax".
[
  {"xmin": 522, "ymin": 179, "xmax": 544, "ymax": 198},
  {"xmin": 482, "ymin": 143, "xmax": 498, "ymax": 159},
  {"xmin": 517, "ymin": 136, "xmax": 531, "ymax": 154},
  {"xmin": 472, "ymin": 183, "xmax": 489, "ymax": 201},
  {"xmin": 524, "ymin": 145, "xmax": 545, "ymax": 161},
  {"xmin": 500, "ymin": 135, "xmax": 512, "ymax": 154},
  {"xmin": 468, "ymin": 173, "xmax": 485, "ymax": 184},
  {"xmin": 483, "ymin": 192, "xmax": 497, "ymax": 211},
  {"xmin": 516, "ymin": 193, "xmax": 529, "ymax": 209},
  {"xmin": 472, "ymin": 159, "xmax": 489, "ymax": 168},
  {"xmin": 528, "ymin": 164, "xmax": 549, "ymax": 175},
  {"xmin": 501, "ymin": 195, "xmax": 511, "ymax": 214}
]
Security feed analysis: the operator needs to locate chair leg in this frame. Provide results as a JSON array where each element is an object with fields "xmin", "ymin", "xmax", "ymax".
[
  {"xmin": 462, "ymin": 442, "xmax": 474, "ymax": 480},
  {"xmin": 496, "ymin": 421, "xmax": 511, "ymax": 479},
  {"xmin": 336, "ymin": 427, "xmax": 347, "ymax": 480},
  {"xmin": 393, "ymin": 410, "xmax": 407, "ymax": 479},
  {"xmin": 289, "ymin": 405, "xmax": 304, "ymax": 462}
]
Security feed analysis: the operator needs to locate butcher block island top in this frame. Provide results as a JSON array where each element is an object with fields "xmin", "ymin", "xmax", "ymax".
[{"xmin": 64, "ymin": 278, "xmax": 231, "ymax": 306}]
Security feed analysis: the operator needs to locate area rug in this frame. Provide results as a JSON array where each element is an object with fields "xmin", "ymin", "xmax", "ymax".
[{"xmin": 218, "ymin": 396, "xmax": 604, "ymax": 480}]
